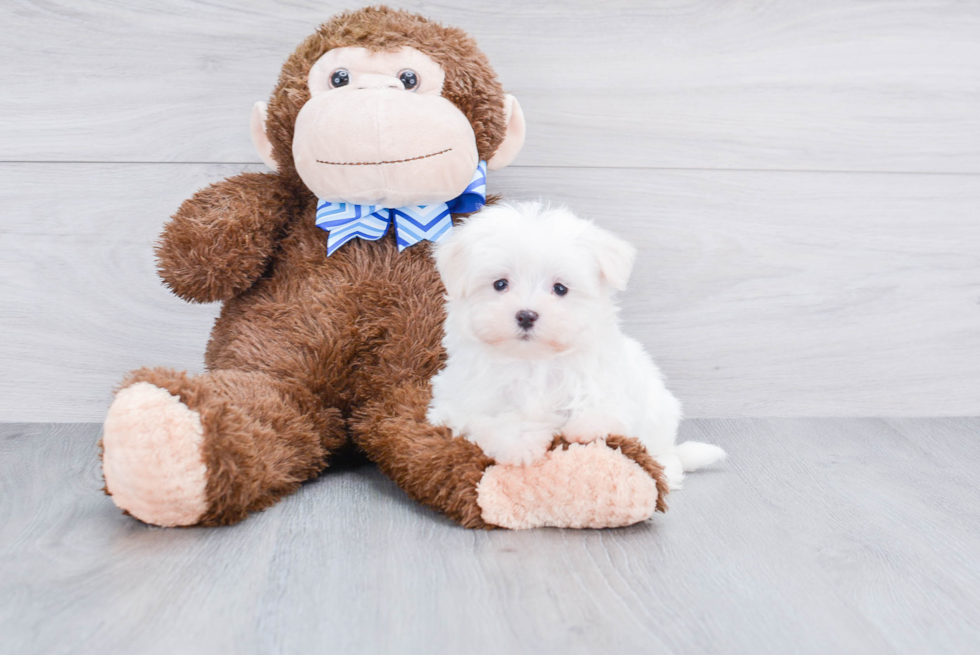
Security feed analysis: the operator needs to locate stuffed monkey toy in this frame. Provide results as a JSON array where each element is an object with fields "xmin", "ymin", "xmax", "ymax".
[{"xmin": 100, "ymin": 7, "xmax": 668, "ymax": 529}]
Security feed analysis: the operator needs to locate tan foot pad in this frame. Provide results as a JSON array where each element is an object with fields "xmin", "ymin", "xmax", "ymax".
[
  {"xmin": 102, "ymin": 382, "xmax": 208, "ymax": 527},
  {"xmin": 476, "ymin": 440, "xmax": 660, "ymax": 529}
]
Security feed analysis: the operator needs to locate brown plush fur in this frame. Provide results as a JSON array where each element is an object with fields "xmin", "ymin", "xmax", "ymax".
[{"xmin": 106, "ymin": 7, "xmax": 667, "ymax": 527}]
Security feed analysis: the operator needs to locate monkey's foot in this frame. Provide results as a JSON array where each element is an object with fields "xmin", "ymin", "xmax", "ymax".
[
  {"xmin": 102, "ymin": 382, "xmax": 209, "ymax": 527},
  {"xmin": 476, "ymin": 439, "xmax": 667, "ymax": 529}
]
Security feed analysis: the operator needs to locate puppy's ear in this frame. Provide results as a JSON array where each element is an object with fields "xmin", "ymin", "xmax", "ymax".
[
  {"xmin": 433, "ymin": 231, "xmax": 470, "ymax": 299},
  {"xmin": 592, "ymin": 227, "xmax": 636, "ymax": 291}
]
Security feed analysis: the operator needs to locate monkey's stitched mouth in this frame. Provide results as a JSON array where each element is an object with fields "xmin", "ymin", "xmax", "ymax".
[{"xmin": 316, "ymin": 148, "xmax": 452, "ymax": 166}]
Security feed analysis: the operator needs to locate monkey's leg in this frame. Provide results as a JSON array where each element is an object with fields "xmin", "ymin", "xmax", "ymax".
[
  {"xmin": 101, "ymin": 367, "xmax": 346, "ymax": 527},
  {"xmin": 350, "ymin": 380, "xmax": 495, "ymax": 527},
  {"xmin": 349, "ymin": 379, "xmax": 668, "ymax": 529}
]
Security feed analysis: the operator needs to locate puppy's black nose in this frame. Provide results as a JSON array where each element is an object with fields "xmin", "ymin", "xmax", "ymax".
[{"xmin": 515, "ymin": 310, "xmax": 539, "ymax": 330}]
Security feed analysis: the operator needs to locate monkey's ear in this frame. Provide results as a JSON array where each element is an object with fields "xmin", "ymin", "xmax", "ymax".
[
  {"xmin": 250, "ymin": 101, "xmax": 278, "ymax": 171},
  {"xmin": 487, "ymin": 94, "xmax": 525, "ymax": 171},
  {"xmin": 592, "ymin": 226, "xmax": 637, "ymax": 291}
]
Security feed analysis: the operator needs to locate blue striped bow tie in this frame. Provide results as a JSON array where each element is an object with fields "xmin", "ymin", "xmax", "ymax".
[{"xmin": 315, "ymin": 161, "xmax": 487, "ymax": 256}]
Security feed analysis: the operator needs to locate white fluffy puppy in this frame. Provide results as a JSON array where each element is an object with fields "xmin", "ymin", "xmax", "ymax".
[{"xmin": 427, "ymin": 202, "xmax": 724, "ymax": 487}]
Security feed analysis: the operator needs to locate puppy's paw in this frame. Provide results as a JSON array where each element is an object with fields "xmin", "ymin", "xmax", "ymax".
[
  {"xmin": 480, "ymin": 429, "xmax": 554, "ymax": 467},
  {"xmin": 655, "ymin": 454, "xmax": 685, "ymax": 490},
  {"xmin": 563, "ymin": 413, "xmax": 627, "ymax": 444}
]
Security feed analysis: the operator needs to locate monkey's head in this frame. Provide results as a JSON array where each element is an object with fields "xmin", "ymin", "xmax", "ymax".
[{"xmin": 250, "ymin": 7, "xmax": 525, "ymax": 207}]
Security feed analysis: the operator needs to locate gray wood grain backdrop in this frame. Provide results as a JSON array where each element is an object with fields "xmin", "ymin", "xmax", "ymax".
[{"xmin": 1, "ymin": 0, "xmax": 978, "ymax": 421}]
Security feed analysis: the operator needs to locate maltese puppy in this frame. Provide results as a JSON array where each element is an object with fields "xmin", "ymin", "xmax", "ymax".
[{"xmin": 426, "ymin": 202, "xmax": 725, "ymax": 488}]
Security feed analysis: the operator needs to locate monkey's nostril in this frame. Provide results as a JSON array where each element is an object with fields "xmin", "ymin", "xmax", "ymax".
[{"xmin": 515, "ymin": 310, "xmax": 539, "ymax": 330}]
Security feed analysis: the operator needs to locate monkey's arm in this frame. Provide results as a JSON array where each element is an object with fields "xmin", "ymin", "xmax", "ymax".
[{"xmin": 156, "ymin": 172, "xmax": 297, "ymax": 303}]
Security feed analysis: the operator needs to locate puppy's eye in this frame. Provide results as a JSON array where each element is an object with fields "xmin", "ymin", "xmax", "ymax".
[
  {"xmin": 553, "ymin": 283, "xmax": 568, "ymax": 296},
  {"xmin": 398, "ymin": 69, "xmax": 419, "ymax": 90},
  {"xmin": 330, "ymin": 69, "xmax": 350, "ymax": 88},
  {"xmin": 493, "ymin": 279, "xmax": 509, "ymax": 292}
]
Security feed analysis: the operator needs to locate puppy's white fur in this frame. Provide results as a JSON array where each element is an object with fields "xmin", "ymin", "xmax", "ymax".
[{"xmin": 427, "ymin": 202, "xmax": 725, "ymax": 488}]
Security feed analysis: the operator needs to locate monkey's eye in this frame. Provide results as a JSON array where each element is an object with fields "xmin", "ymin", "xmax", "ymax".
[
  {"xmin": 493, "ymin": 279, "xmax": 509, "ymax": 292},
  {"xmin": 553, "ymin": 283, "xmax": 568, "ymax": 296},
  {"xmin": 330, "ymin": 69, "xmax": 350, "ymax": 88},
  {"xmin": 398, "ymin": 69, "xmax": 419, "ymax": 90}
]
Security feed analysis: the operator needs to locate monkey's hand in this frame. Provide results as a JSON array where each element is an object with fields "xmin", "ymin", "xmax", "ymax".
[{"xmin": 156, "ymin": 172, "xmax": 296, "ymax": 303}]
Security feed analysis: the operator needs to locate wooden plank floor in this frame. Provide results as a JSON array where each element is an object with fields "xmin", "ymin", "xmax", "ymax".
[{"xmin": 2, "ymin": 419, "xmax": 979, "ymax": 655}]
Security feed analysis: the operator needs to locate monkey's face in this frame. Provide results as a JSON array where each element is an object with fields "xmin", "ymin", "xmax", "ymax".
[{"xmin": 292, "ymin": 46, "xmax": 480, "ymax": 207}]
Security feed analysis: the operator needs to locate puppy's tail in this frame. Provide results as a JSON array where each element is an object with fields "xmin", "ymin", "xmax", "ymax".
[{"xmin": 675, "ymin": 441, "xmax": 726, "ymax": 472}]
